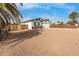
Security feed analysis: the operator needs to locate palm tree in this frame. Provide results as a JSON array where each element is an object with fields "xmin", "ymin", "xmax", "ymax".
[
  {"xmin": 0, "ymin": 3, "xmax": 22, "ymax": 40},
  {"xmin": 69, "ymin": 11, "xmax": 78, "ymax": 23}
]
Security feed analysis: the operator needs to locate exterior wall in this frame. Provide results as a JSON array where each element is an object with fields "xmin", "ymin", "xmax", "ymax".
[
  {"xmin": 42, "ymin": 21, "xmax": 50, "ymax": 29},
  {"xmin": 32, "ymin": 21, "xmax": 42, "ymax": 27},
  {"xmin": 21, "ymin": 25, "xmax": 28, "ymax": 29},
  {"xmin": 22, "ymin": 22, "xmax": 32, "ymax": 30},
  {"xmin": 42, "ymin": 24, "xmax": 50, "ymax": 29},
  {"xmin": 21, "ymin": 20, "xmax": 50, "ymax": 30}
]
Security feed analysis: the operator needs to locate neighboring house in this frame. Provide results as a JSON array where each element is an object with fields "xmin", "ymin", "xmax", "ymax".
[{"xmin": 21, "ymin": 18, "xmax": 50, "ymax": 30}]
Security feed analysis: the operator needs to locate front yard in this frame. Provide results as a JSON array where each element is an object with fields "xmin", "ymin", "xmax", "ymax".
[{"xmin": 0, "ymin": 29, "xmax": 79, "ymax": 55}]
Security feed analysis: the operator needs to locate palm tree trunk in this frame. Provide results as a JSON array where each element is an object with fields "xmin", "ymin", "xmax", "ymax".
[{"xmin": 0, "ymin": 28, "xmax": 8, "ymax": 41}]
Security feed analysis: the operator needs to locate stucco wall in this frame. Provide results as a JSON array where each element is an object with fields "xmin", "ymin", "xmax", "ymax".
[
  {"xmin": 23, "ymin": 22, "xmax": 32, "ymax": 30},
  {"xmin": 25, "ymin": 22, "xmax": 32, "ymax": 30},
  {"xmin": 42, "ymin": 24, "xmax": 50, "ymax": 29}
]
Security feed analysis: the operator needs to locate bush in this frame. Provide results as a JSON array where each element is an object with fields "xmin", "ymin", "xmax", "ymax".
[
  {"xmin": 67, "ymin": 21, "xmax": 76, "ymax": 25},
  {"xmin": 59, "ymin": 22, "xmax": 64, "ymax": 25}
]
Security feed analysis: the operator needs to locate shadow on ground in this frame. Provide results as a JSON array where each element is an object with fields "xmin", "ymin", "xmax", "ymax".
[{"xmin": 0, "ymin": 30, "xmax": 43, "ymax": 48}]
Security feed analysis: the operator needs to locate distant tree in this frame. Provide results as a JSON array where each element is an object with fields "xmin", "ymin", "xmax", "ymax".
[
  {"xmin": 57, "ymin": 21, "xmax": 60, "ymax": 23},
  {"xmin": 69, "ymin": 11, "xmax": 78, "ymax": 23},
  {"xmin": 67, "ymin": 21, "xmax": 75, "ymax": 25},
  {"xmin": 59, "ymin": 22, "xmax": 64, "ymax": 25}
]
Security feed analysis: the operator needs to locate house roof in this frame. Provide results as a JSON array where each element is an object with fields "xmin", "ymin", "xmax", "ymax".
[{"xmin": 22, "ymin": 18, "xmax": 50, "ymax": 23}]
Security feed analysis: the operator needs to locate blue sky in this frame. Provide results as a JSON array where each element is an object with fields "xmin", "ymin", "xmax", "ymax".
[{"xmin": 17, "ymin": 3, "xmax": 79, "ymax": 23}]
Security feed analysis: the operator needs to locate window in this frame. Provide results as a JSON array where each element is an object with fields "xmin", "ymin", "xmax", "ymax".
[{"xmin": 34, "ymin": 21, "xmax": 36, "ymax": 26}]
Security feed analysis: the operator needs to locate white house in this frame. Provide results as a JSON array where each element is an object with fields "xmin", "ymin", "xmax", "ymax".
[
  {"xmin": 21, "ymin": 21, "xmax": 32, "ymax": 30},
  {"xmin": 21, "ymin": 18, "xmax": 50, "ymax": 30}
]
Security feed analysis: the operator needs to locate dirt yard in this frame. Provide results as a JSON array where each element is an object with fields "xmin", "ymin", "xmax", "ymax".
[{"xmin": 0, "ymin": 28, "xmax": 79, "ymax": 56}]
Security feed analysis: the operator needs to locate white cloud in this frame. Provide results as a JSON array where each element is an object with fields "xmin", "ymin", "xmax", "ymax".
[
  {"xmin": 22, "ymin": 3, "xmax": 39, "ymax": 9},
  {"xmin": 51, "ymin": 3, "xmax": 75, "ymax": 10},
  {"xmin": 22, "ymin": 13, "xmax": 69, "ymax": 23},
  {"xmin": 17, "ymin": 3, "xmax": 76, "ymax": 11},
  {"xmin": 17, "ymin": 3, "xmax": 76, "ymax": 23},
  {"xmin": 25, "ymin": 14, "xmax": 67, "ymax": 23},
  {"xmin": 22, "ymin": 17, "xmax": 32, "ymax": 22},
  {"xmin": 18, "ymin": 3, "xmax": 50, "ymax": 10},
  {"xmin": 53, "ymin": 3, "xmax": 65, "ymax": 6}
]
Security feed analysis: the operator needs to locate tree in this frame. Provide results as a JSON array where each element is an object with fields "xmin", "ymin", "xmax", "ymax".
[
  {"xmin": 57, "ymin": 21, "xmax": 60, "ymax": 23},
  {"xmin": 69, "ymin": 11, "xmax": 78, "ymax": 23},
  {"xmin": 0, "ymin": 3, "xmax": 22, "ymax": 40},
  {"xmin": 60, "ymin": 22, "xmax": 64, "ymax": 25}
]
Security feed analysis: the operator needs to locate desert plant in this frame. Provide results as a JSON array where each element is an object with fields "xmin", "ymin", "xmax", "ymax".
[
  {"xmin": 59, "ymin": 22, "xmax": 64, "ymax": 25},
  {"xmin": 67, "ymin": 21, "xmax": 75, "ymax": 25},
  {"xmin": 0, "ymin": 3, "xmax": 22, "ymax": 40},
  {"xmin": 57, "ymin": 21, "xmax": 60, "ymax": 23}
]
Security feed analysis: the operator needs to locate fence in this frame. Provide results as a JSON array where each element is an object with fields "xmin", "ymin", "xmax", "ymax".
[
  {"xmin": 50, "ymin": 24, "xmax": 79, "ymax": 28},
  {"xmin": 9, "ymin": 24, "xmax": 22, "ymax": 31}
]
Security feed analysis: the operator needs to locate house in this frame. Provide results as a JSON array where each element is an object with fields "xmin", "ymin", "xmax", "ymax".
[{"xmin": 21, "ymin": 18, "xmax": 50, "ymax": 30}]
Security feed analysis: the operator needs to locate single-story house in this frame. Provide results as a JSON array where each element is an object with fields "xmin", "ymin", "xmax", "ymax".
[{"xmin": 21, "ymin": 18, "xmax": 50, "ymax": 30}]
